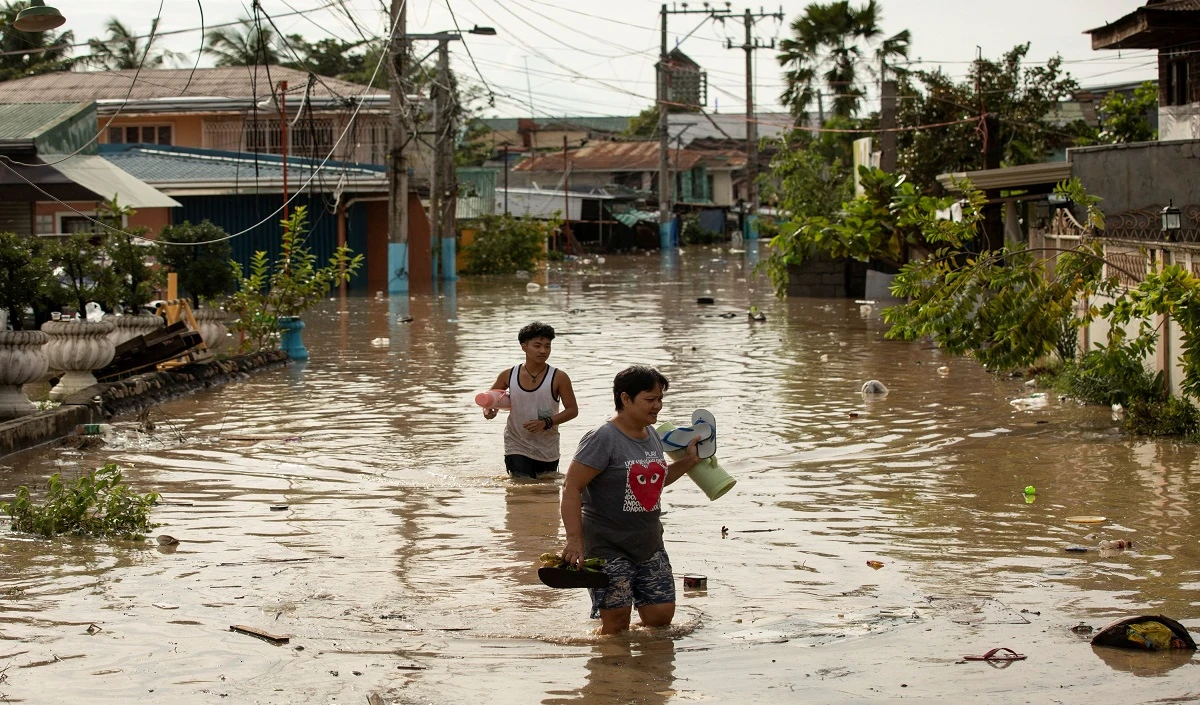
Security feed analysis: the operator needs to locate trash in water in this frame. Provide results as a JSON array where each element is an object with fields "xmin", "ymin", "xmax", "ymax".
[
  {"xmin": 697, "ymin": 296, "xmax": 715, "ymax": 305},
  {"xmin": 1010, "ymin": 393, "xmax": 1048, "ymax": 409},
  {"xmin": 515, "ymin": 270, "xmax": 530, "ymax": 280},
  {"xmin": 1024, "ymin": 485, "xmax": 1036, "ymax": 496},
  {"xmin": 1099, "ymin": 539, "xmax": 1133, "ymax": 550},
  {"xmin": 1024, "ymin": 379, "xmax": 1037, "ymax": 388},
  {"xmin": 545, "ymin": 283, "xmax": 562, "ymax": 291},
  {"xmin": 270, "ymin": 505, "xmax": 289, "ymax": 511},
  {"xmin": 374, "ymin": 291, "xmax": 384, "ymax": 301},
  {"xmin": 859, "ymin": 304, "xmax": 873, "ymax": 316},
  {"xmin": 937, "ymin": 366, "xmax": 950, "ymax": 376},
  {"xmin": 156, "ymin": 535, "xmax": 180, "ymax": 546},
  {"xmin": 866, "ymin": 560, "xmax": 885, "ymax": 570},
  {"xmin": 1071, "ymin": 624, "xmax": 1094, "ymax": 635},
  {"xmin": 820, "ymin": 354, "xmax": 829, "ymax": 362},
  {"xmin": 1065, "ymin": 545, "xmax": 1089, "ymax": 553},
  {"xmin": 75, "ymin": 423, "xmax": 112, "ymax": 435},
  {"xmin": 596, "ymin": 256, "xmax": 606, "ymax": 264},
  {"xmin": 370, "ymin": 338, "xmax": 389, "ymax": 346},
  {"xmin": 1091, "ymin": 615, "xmax": 1197, "ymax": 651},
  {"xmin": 748, "ymin": 306, "xmax": 766, "ymax": 322},
  {"xmin": 526, "ymin": 282, "xmax": 541, "ymax": 292},
  {"xmin": 861, "ymin": 380, "xmax": 889, "ymax": 397},
  {"xmin": 1066, "ymin": 515, "xmax": 1107, "ymax": 524},
  {"xmin": 398, "ymin": 316, "xmax": 413, "ymax": 323}
]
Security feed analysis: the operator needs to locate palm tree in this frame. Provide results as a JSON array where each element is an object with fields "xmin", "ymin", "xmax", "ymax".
[
  {"xmin": 204, "ymin": 19, "xmax": 280, "ymax": 67},
  {"xmin": 0, "ymin": 1, "xmax": 75, "ymax": 81},
  {"xmin": 86, "ymin": 18, "xmax": 188, "ymax": 70},
  {"xmin": 777, "ymin": 1, "xmax": 910, "ymax": 123}
]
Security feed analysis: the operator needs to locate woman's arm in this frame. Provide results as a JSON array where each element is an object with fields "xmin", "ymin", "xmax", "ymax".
[
  {"xmin": 664, "ymin": 437, "xmax": 700, "ymax": 486},
  {"xmin": 560, "ymin": 460, "xmax": 601, "ymax": 568}
]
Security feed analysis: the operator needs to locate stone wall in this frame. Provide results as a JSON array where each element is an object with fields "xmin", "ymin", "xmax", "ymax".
[
  {"xmin": 1071, "ymin": 139, "xmax": 1200, "ymax": 215},
  {"xmin": 786, "ymin": 256, "xmax": 867, "ymax": 298},
  {"xmin": 0, "ymin": 351, "xmax": 288, "ymax": 459}
]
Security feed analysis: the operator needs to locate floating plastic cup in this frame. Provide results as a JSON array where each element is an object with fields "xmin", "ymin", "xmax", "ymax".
[{"xmin": 688, "ymin": 456, "xmax": 736, "ymax": 501}]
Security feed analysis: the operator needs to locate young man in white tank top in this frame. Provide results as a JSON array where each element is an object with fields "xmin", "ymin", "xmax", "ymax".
[{"xmin": 482, "ymin": 322, "xmax": 579, "ymax": 478}]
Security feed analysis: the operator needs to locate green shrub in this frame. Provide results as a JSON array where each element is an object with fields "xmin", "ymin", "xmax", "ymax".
[
  {"xmin": 1, "ymin": 464, "xmax": 159, "ymax": 539},
  {"xmin": 1055, "ymin": 343, "xmax": 1162, "ymax": 407},
  {"xmin": 462, "ymin": 214, "xmax": 557, "ymax": 275},
  {"xmin": 1124, "ymin": 396, "xmax": 1199, "ymax": 437},
  {"xmin": 157, "ymin": 220, "xmax": 236, "ymax": 309}
]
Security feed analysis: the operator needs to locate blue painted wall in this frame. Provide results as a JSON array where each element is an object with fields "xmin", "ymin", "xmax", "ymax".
[{"xmin": 171, "ymin": 194, "xmax": 369, "ymax": 291}]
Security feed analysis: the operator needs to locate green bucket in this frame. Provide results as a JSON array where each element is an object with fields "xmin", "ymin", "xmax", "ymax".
[
  {"xmin": 687, "ymin": 456, "xmax": 737, "ymax": 501},
  {"xmin": 657, "ymin": 422, "xmax": 736, "ymax": 501}
]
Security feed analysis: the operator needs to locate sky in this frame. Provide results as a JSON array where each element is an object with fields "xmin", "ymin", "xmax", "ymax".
[{"xmin": 53, "ymin": 0, "xmax": 1160, "ymax": 119}]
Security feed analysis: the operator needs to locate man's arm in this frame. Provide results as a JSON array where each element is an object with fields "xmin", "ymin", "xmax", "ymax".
[
  {"xmin": 482, "ymin": 369, "xmax": 510, "ymax": 420},
  {"xmin": 560, "ymin": 459, "xmax": 601, "ymax": 568},
  {"xmin": 551, "ymin": 371, "xmax": 579, "ymax": 427}
]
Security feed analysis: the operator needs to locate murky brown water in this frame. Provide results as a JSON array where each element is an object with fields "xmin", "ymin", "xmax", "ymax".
[{"xmin": 2, "ymin": 249, "xmax": 1198, "ymax": 704}]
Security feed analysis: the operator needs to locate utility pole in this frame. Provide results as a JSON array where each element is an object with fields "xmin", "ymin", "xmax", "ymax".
[
  {"xmin": 430, "ymin": 38, "xmax": 457, "ymax": 286},
  {"xmin": 657, "ymin": 3, "xmax": 732, "ymax": 240},
  {"xmin": 387, "ymin": 0, "xmax": 409, "ymax": 294},
  {"xmin": 726, "ymin": 7, "xmax": 783, "ymax": 214},
  {"xmin": 879, "ymin": 58, "xmax": 897, "ymax": 174}
]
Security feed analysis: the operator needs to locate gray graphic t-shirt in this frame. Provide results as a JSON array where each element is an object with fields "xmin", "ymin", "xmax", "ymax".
[{"xmin": 573, "ymin": 421, "xmax": 668, "ymax": 563}]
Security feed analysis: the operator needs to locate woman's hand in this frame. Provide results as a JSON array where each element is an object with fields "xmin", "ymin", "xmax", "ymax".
[
  {"xmin": 562, "ymin": 535, "xmax": 585, "ymax": 568},
  {"xmin": 483, "ymin": 407, "xmax": 498, "ymax": 420}
]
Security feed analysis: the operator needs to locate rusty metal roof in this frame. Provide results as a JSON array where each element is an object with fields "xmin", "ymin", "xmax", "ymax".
[
  {"xmin": 514, "ymin": 140, "xmax": 745, "ymax": 173},
  {"xmin": 0, "ymin": 67, "xmax": 384, "ymax": 104}
]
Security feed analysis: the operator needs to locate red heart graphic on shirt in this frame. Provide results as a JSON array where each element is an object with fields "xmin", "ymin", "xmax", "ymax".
[{"xmin": 628, "ymin": 460, "xmax": 667, "ymax": 512}]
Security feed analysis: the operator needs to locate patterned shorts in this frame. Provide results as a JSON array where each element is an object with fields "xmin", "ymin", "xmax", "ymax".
[{"xmin": 589, "ymin": 549, "xmax": 675, "ymax": 619}]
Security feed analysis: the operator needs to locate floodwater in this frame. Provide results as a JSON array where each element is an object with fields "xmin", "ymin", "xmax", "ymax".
[{"xmin": 1, "ymin": 248, "xmax": 1198, "ymax": 704}]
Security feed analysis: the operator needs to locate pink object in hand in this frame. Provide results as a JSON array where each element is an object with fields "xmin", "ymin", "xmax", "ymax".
[{"xmin": 475, "ymin": 389, "xmax": 511, "ymax": 409}]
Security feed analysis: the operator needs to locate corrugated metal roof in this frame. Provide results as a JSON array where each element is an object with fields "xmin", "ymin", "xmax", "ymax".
[
  {"xmin": 514, "ymin": 140, "xmax": 745, "ymax": 173},
  {"xmin": 516, "ymin": 140, "xmax": 703, "ymax": 172},
  {"xmin": 481, "ymin": 115, "xmax": 632, "ymax": 133},
  {"xmin": 0, "ymin": 67, "xmax": 384, "ymax": 104},
  {"xmin": 1148, "ymin": 0, "xmax": 1200, "ymax": 10},
  {"xmin": 0, "ymin": 102, "xmax": 89, "ymax": 140},
  {"xmin": 99, "ymin": 144, "xmax": 384, "ymax": 189}
]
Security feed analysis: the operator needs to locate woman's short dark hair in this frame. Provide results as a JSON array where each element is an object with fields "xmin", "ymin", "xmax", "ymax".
[
  {"xmin": 518, "ymin": 321, "xmax": 556, "ymax": 344},
  {"xmin": 613, "ymin": 365, "xmax": 669, "ymax": 410}
]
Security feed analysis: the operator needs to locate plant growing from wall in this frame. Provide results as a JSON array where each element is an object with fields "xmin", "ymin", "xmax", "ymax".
[
  {"xmin": 157, "ymin": 221, "xmax": 236, "ymax": 309},
  {"xmin": 461, "ymin": 213, "xmax": 558, "ymax": 275},
  {"xmin": 1, "ymin": 463, "xmax": 159, "ymax": 539},
  {"xmin": 226, "ymin": 206, "xmax": 362, "ymax": 353}
]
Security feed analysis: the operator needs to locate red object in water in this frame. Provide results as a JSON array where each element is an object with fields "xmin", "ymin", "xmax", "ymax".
[{"xmin": 475, "ymin": 389, "xmax": 511, "ymax": 409}]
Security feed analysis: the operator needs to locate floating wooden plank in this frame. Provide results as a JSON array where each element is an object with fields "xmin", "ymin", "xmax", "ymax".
[{"xmin": 229, "ymin": 624, "xmax": 290, "ymax": 644}]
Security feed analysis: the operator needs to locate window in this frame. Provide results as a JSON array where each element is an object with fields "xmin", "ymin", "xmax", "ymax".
[
  {"xmin": 1165, "ymin": 57, "xmax": 1190, "ymax": 106},
  {"xmin": 35, "ymin": 214, "xmax": 53, "ymax": 235},
  {"xmin": 108, "ymin": 125, "xmax": 172, "ymax": 145},
  {"xmin": 60, "ymin": 215, "xmax": 100, "ymax": 234},
  {"xmin": 243, "ymin": 118, "xmax": 336, "ymax": 158}
]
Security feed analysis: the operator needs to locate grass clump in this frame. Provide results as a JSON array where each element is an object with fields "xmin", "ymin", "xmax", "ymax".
[{"xmin": 1, "ymin": 464, "xmax": 158, "ymax": 539}]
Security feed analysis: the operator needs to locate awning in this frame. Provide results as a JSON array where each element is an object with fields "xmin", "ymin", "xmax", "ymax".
[
  {"xmin": 607, "ymin": 205, "xmax": 658, "ymax": 228},
  {"xmin": 40, "ymin": 153, "xmax": 181, "ymax": 208}
]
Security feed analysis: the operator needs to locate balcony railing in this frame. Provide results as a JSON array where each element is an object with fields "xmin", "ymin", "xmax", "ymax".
[{"xmin": 202, "ymin": 116, "xmax": 389, "ymax": 167}]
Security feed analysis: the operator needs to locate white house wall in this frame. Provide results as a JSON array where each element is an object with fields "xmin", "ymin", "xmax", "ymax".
[{"xmin": 1159, "ymin": 104, "xmax": 1200, "ymax": 141}]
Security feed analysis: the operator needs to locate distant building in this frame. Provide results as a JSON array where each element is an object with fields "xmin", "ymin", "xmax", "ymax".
[{"xmin": 1086, "ymin": 0, "xmax": 1200, "ymax": 140}]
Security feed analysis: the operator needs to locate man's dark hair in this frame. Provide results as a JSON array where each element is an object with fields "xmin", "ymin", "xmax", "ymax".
[
  {"xmin": 518, "ymin": 321, "xmax": 556, "ymax": 344},
  {"xmin": 613, "ymin": 365, "xmax": 669, "ymax": 410}
]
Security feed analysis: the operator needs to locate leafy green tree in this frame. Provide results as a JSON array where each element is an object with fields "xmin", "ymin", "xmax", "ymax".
[
  {"xmin": 96, "ymin": 197, "xmax": 163, "ymax": 313},
  {"xmin": 623, "ymin": 105, "xmax": 659, "ymax": 139},
  {"xmin": 0, "ymin": 1, "xmax": 75, "ymax": 81},
  {"xmin": 1096, "ymin": 81, "xmax": 1158, "ymax": 144},
  {"xmin": 894, "ymin": 44, "xmax": 1084, "ymax": 192},
  {"xmin": 204, "ymin": 18, "xmax": 280, "ymax": 67},
  {"xmin": 763, "ymin": 166, "xmax": 975, "ymax": 297},
  {"xmin": 157, "ymin": 221, "xmax": 236, "ymax": 309},
  {"xmin": 85, "ymin": 17, "xmax": 187, "ymax": 70},
  {"xmin": 282, "ymin": 36, "xmax": 371, "ymax": 80},
  {"xmin": 45, "ymin": 232, "xmax": 118, "ymax": 316},
  {"xmin": 461, "ymin": 214, "xmax": 557, "ymax": 275},
  {"xmin": 777, "ymin": 0, "xmax": 910, "ymax": 121},
  {"xmin": 0, "ymin": 231, "xmax": 51, "ymax": 329},
  {"xmin": 759, "ymin": 129, "xmax": 855, "ymax": 222}
]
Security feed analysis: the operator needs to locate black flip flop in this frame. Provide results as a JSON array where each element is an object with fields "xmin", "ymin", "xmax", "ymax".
[{"xmin": 538, "ymin": 566, "xmax": 609, "ymax": 589}]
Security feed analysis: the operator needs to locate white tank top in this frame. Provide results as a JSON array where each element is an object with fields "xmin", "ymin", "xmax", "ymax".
[{"xmin": 504, "ymin": 364, "xmax": 561, "ymax": 461}]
